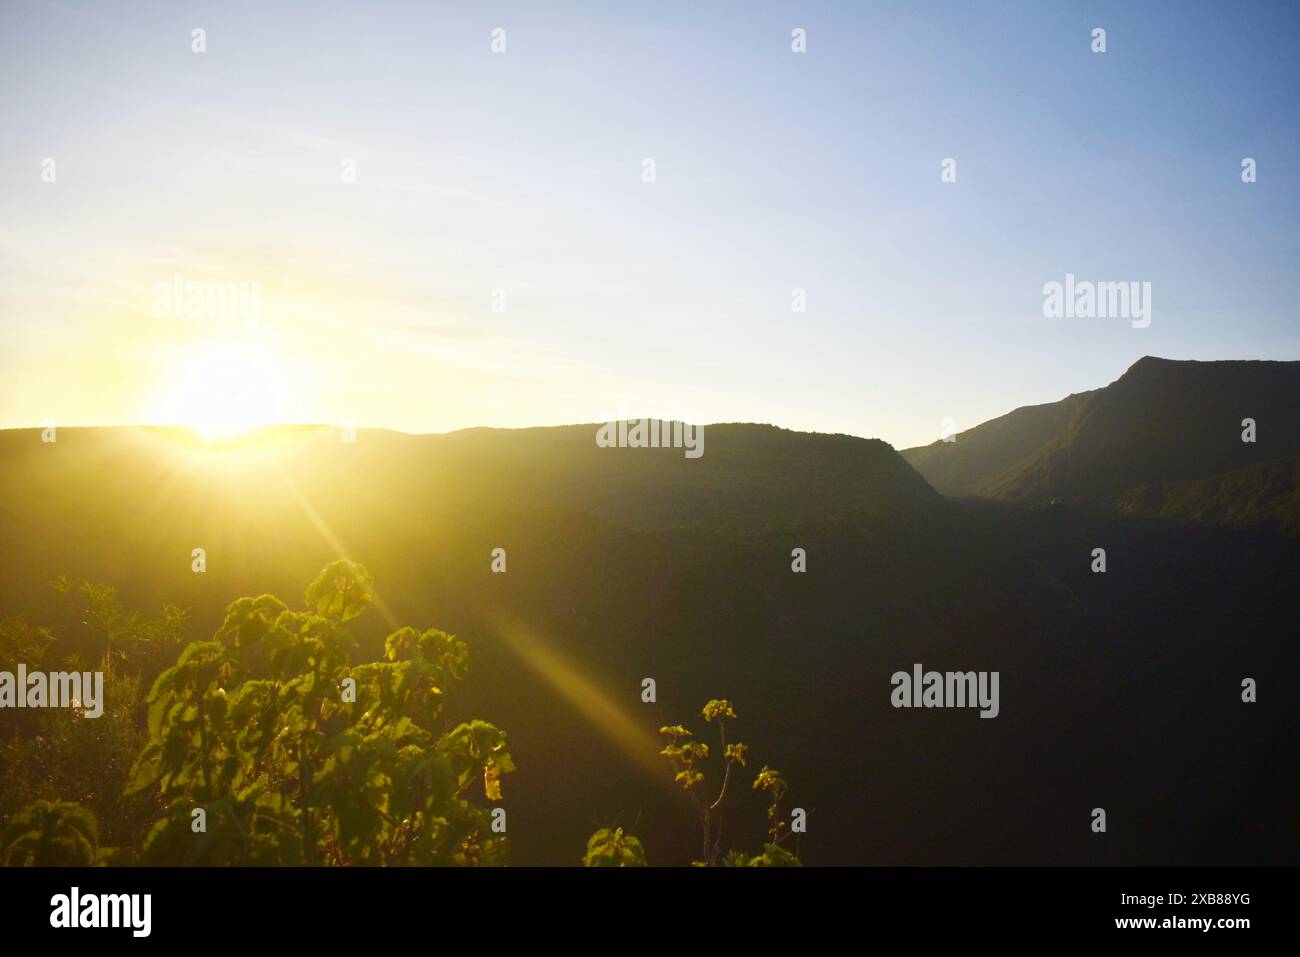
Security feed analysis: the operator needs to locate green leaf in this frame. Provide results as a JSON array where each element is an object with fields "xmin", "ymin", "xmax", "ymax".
[{"xmin": 305, "ymin": 560, "xmax": 375, "ymax": 622}]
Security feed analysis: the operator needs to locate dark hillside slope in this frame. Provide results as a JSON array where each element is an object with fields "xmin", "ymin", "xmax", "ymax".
[
  {"xmin": 902, "ymin": 390, "xmax": 1095, "ymax": 498},
  {"xmin": 903, "ymin": 358, "xmax": 1300, "ymax": 531},
  {"xmin": 0, "ymin": 422, "xmax": 1294, "ymax": 865}
]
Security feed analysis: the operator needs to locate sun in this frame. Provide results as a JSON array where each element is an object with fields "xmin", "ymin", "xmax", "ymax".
[{"xmin": 150, "ymin": 340, "xmax": 295, "ymax": 440}]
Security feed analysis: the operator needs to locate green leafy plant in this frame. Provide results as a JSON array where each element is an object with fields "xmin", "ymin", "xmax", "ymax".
[
  {"xmin": 121, "ymin": 560, "xmax": 512, "ymax": 865},
  {"xmin": 582, "ymin": 826, "xmax": 647, "ymax": 867},
  {"xmin": 0, "ymin": 799, "xmax": 111, "ymax": 866},
  {"xmin": 591, "ymin": 697, "xmax": 802, "ymax": 866},
  {"xmin": 0, "ymin": 581, "xmax": 175, "ymax": 849},
  {"xmin": 52, "ymin": 576, "xmax": 187, "ymax": 678}
]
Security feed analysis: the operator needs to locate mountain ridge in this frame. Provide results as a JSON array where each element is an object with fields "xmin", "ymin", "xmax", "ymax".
[
  {"xmin": 0, "ymin": 386, "xmax": 1296, "ymax": 865},
  {"xmin": 902, "ymin": 356, "xmax": 1300, "ymax": 532}
]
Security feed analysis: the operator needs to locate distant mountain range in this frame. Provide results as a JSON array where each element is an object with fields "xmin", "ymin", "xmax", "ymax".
[
  {"xmin": 0, "ymin": 356, "xmax": 1296, "ymax": 866},
  {"xmin": 903, "ymin": 357, "xmax": 1300, "ymax": 533}
]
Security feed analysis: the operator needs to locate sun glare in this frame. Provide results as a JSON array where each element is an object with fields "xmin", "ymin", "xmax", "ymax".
[{"xmin": 150, "ymin": 340, "xmax": 295, "ymax": 441}]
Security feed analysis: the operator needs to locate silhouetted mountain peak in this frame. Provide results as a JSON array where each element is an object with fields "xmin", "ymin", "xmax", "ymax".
[{"xmin": 903, "ymin": 357, "xmax": 1300, "ymax": 532}]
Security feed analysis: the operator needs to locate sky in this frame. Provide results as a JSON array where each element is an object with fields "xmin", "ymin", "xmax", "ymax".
[{"xmin": 1, "ymin": 0, "xmax": 1297, "ymax": 448}]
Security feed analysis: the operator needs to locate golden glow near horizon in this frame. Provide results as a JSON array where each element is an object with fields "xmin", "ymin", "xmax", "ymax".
[{"xmin": 146, "ymin": 337, "xmax": 309, "ymax": 441}]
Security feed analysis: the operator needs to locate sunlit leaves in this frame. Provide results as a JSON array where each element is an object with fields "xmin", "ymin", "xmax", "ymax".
[
  {"xmin": 582, "ymin": 827, "xmax": 647, "ymax": 867},
  {"xmin": 661, "ymin": 725, "xmax": 708, "ymax": 792},
  {"xmin": 681, "ymin": 741, "xmax": 708, "ymax": 761},
  {"xmin": 674, "ymin": 769, "xmax": 704, "ymax": 789},
  {"xmin": 384, "ymin": 626, "xmax": 421, "ymax": 661},
  {"xmin": 652, "ymin": 699, "xmax": 802, "ymax": 866},
  {"xmin": 702, "ymin": 699, "xmax": 736, "ymax": 722},
  {"xmin": 752, "ymin": 766, "xmax": 790, "ymax": 844},
  {"xmin": 127, "ymin": 641, "xmax": 235, "ymax": 799},
  {"xmin": 262, "ymin": 611, "xmax": 354, "ymax": 683},
  {"xmin": 723, "ymin": 844, "xmax": 801, "ymax": 868},
  {"xmin": 483, "ymin": 765, "xmax": 503, "ymax": 802},
  {"xmin": 0, "ymin": 617, "xmax": 55, "ymax": 669},
  {"xmin": 0, "ymin": 800, "xmax": 106, "ymax": 866},
  {"xmin": 746, "ymin": 843, "xmax": 801, "ymax": 867},
  {"xmin": 440, "ymin": 720, "xmax": 515, "ymax": 801},
  {"xmin": 305, "ymin": 560, "xmax": 374, "ymax": 622},
  {"xmin": 660, "ymin": 740, "xmax": 707, "ymax": 762},
  {"xmin": 81, "ymin": 581, "xmax": 186, "ymax": 665},
  {"xmin": 752, "ymin": 766, "xmax": 787, "ymax": 799},
  {"xmin": 216, "ymin": 594, "xmax": 288, "ymax": 652},
  {"xmin": 119, "ymin": 563, "xmax": 510, "ymax": 866}
]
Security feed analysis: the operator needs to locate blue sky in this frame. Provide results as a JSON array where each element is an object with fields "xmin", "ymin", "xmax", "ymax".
[{"xmin": 1, "ymin": 0, "xmax": 1297, "ymax": 447}]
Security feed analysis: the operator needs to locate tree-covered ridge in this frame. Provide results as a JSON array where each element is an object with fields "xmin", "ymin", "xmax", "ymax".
[
  {"xmin": 1, "ymin": 401, "xmax": 1293, "ymax": 866},
  {"xmin": 902, "ymin": 357, "xmax": 1300, "ymax": 533}
]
